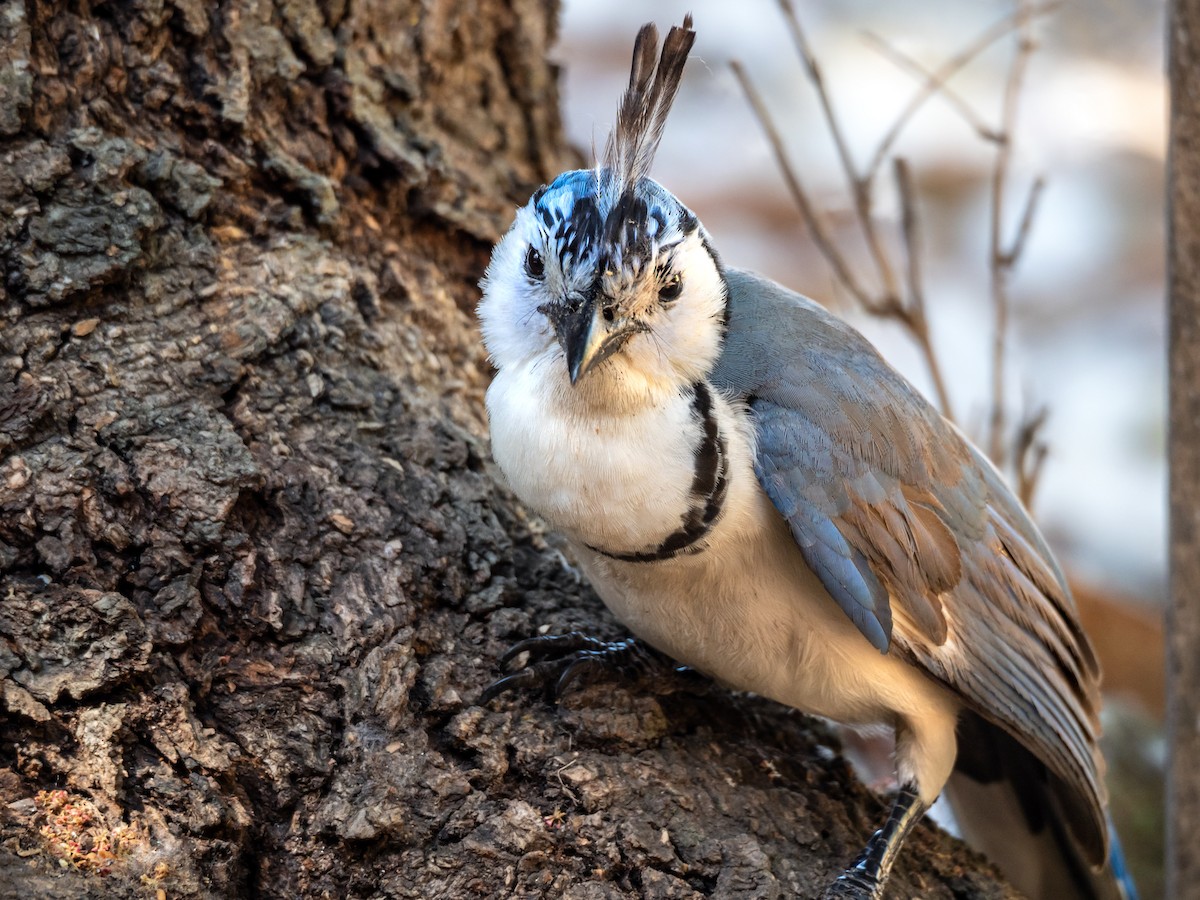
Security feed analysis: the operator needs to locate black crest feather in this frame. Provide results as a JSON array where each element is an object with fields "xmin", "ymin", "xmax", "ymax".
[{"xmin": 602, "ymin": 16, "xmax": 696, "ymax": 193}]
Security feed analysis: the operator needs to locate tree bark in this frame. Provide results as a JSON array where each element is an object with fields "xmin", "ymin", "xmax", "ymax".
[
  {"xmin": 0, "ymin": 3, "xmax": 1017, "ymax": 897},
  {"xmin": 1168, "ymin": 1, "xmax": 1200, "ymax": 897}
]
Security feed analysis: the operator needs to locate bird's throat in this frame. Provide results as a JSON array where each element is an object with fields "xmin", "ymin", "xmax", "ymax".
[{"xmin": 587, "ymin": 380, "xmax": 729, "ymax": 562}]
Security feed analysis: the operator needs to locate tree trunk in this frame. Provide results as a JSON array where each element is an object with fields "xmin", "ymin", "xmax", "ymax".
[
  {"xmin": 1168, "ymin": 1, "xmax": 1200, "ymax": 897},
  {"xmin": 0, "ymin": 3, "xmax": 1016, "ymax": 897}
]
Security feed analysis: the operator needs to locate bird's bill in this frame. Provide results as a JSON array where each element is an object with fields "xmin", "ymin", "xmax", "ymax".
[{"xmin": 555, "ymin": 294, "xmax": 644, "ymax": 385}]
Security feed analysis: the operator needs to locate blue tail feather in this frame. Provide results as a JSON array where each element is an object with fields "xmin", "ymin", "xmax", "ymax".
[{"xmin": 1106, "ymin": 814, "xmax": 1139, "ymax": 900}]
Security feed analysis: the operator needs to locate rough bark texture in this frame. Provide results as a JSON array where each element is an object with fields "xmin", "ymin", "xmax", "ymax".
[
  {"xmin": 0, "ymin": 2, "xmax": 1017, "ymax": 898},
  {"xmin": 1168, "ymin": 1, "xmax": 1200, "ymax": 897}
]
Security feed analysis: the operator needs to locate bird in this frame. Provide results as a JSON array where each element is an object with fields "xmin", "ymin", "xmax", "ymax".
[{"xmin": 477, "ymin": 16, "xmax": 1137, "ymax": 900}]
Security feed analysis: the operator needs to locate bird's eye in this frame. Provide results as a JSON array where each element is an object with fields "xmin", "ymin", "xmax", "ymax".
[
  {"xmin": 658, "ymin": 272, "xmax": 683, "ymax": 302},
  {"xmin": 525, "ymin": 246, "xmax": 545, "ymax": 280}
]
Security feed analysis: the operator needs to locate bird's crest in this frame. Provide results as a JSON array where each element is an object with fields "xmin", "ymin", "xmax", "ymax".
[{"xmin": 602, "ymin": 16, "xmax": 696, "ymax": 195}]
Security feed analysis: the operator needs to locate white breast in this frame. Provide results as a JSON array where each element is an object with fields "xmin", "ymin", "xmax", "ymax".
[{"xmin": 486, "ymin": 355, "xmax": 706, "ymax": 555}]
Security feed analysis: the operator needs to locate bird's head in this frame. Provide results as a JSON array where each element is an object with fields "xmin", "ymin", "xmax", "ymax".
[{"xmin": 479, "ymin": 18, "xmax": 727, "ymax": 404}]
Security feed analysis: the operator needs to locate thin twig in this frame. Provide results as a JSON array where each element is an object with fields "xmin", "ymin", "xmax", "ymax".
[
  {"xmin": 730, "ymin": 60, "xmax": 873, "ymax": 308},
  {"xmin": 894, "ymin": 157, "xmax": 954, "ymax": 419},
  {"xmin": 1013, "ymin": 404, "xmax": 1049, "ymax": 507},
  {"xmin": 1004, "ymin": 175, "xmax": 1046, "ymax": 267},
  {"xmin": 777, "ymin": 0, "xmax": 900, "ymax": 304},
  {"xmin": 861, "ymin": 33, "xmax": 1001, "ymax": 158},
  {"xmin": 861, "ymin": 1, "xmax": 1059, "ymax": 181},
  {"xmin": 988, "ymin": 0, "xmax": 1039, "ymax": 466},
  {"xmin": 778, "ymin": 0, "xmax": 861, "ymax": 193}
]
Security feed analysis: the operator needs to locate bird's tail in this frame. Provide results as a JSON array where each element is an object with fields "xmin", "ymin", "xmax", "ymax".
[{"xmin": 946, "ymin": 713, "xmax": 1138, "ymax": 900}]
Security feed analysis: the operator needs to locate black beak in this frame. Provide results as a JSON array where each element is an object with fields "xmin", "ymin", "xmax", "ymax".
[{"xmin": 551, "ymin": 292, "xmax": 645, "ymax": 385}]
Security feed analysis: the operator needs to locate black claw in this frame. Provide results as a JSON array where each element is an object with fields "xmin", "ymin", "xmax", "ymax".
[
  {"xmin": 498, "ymin": 632, "xmax": 608, "ymax": 668},
  {"xmin": 480, "ymin": 632, "xmax": 695, "ymax": 706},
  {"xmin": 556, "ymin": 653, "xmax": 606, "ymax": 695},
  {"xmin": 479, "ymin": 671, "xmax": 537, "ymax": 705}
]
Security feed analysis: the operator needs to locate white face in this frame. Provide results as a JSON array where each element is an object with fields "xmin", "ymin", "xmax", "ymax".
[{"xmin": 478, "ymin": 170, "xmax": 728, "ymax": 406}]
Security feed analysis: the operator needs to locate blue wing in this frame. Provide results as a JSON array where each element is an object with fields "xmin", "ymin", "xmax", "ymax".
[{"xmin": 711, "ymin": 267, "xmax": 1109, "ymax": 868}]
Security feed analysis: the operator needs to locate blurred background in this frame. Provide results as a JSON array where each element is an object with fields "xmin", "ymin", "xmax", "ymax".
[{"xmin": 554, "ymin": 1, "xmax": 1166, "ymax": 894}]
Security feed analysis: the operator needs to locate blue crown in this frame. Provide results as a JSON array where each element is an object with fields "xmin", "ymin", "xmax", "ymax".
[{"xmin": 530, "ymin": 170, "xmax": 697, "ymax": 281}]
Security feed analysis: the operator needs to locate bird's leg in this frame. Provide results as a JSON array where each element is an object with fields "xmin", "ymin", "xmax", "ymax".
[
  {"xmin": 480, "ymin": 632, "xmax": 700, "ymax": 704},
  {"xmin": 824, "ymin": 784, "xmax": 927, "ymax": 900}
]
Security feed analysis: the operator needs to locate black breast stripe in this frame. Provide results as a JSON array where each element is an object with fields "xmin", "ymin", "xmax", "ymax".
[{"xmin": 590, "ymin": 381, "xmax": 729, "ymax": 563}]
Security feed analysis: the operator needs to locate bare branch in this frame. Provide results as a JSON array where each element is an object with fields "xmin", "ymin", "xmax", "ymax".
[
  {"xmin": 1013, "ymin": 404, "xmax": 1050, "ymax": 507},
  {"xmin": 861, "ymin": 32, "xmax": 1001, "ymax": 157},
  {"xmin": 860, "ymin": 2, "xmax": 1060, "ymax": 181},
  {"xmin": 895, "ymin": 158, "xmax": 924, "ymax": 308},
  {"xmin": 777, "ymin": 0, "xmax": 861, "ymax": 188},
  {"xmin": 777, "ymin": 0, "xmax": 901, "ymax": 303},
  {"xmin": 1004, "ymin": 175, "xmax": 1046, "ymax": 268},
  {"xmin": 894, "ymin": 157, "xmax": 955, "ymax": 419},
  {"xmin": 730, "ymin": 60, "xmax": 873, "ymax": 308},
  {"xmin": 988, "ymin": 0, "xmax": 1040, "ymax": 466}
]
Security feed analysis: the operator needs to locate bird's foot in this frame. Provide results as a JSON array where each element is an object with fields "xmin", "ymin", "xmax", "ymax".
[
  {"xmin": 480, "ymin": 632, "xmax": 697, "ymax": 704},
  {"xmin": 822, "ymin": 784, "xmax": 924, "ymax": 900},
  {"xmin": 822, "ymin": 867, "xmax": 884, "ymax": 900}
]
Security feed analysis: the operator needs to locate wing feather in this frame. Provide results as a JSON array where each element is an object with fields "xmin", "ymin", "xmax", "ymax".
[{"xmin": 712, "ymin": 267, "xmax": 1108, "ymax": 865}]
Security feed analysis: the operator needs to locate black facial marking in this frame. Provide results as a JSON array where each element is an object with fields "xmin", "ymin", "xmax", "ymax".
[
  {"xmin": 604, "ymin": 190, "xmax": 654, "ymax": 266},
  {"xmin": 697, "ymin": 232, "xmax": 732, "ymax": 336},
  {"xmin": 699, "ymin": 231, "xmax": 722, "ymax": 270},
  {"xmin": 533, "ymin": 189, "xmax": 605, "ymax": 273},
  {"xmin": 589, "ymin": 381, "xmax": 728, "ymax": 563},
  {"xmin": 558, "ymin": 195, "xmax": 601, "ymax": 265},
  {"xmin": 677, "ymin": 207, "xmax": 698, "ymax": 236}
]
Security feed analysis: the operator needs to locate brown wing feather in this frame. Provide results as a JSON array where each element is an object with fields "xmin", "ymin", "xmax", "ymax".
[
  {"xmin": 713, "ymin": 267, "xmax": 1110, "ymax": 866},
  {"xmin": 911, "ymin": 483, "xmax": 1108, "ymax": 864}
]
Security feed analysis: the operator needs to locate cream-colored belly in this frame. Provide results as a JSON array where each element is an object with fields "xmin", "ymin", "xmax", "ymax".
[{"xmin": 575, "ymin": 479, "xmax": 957, "ymax": 732}]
